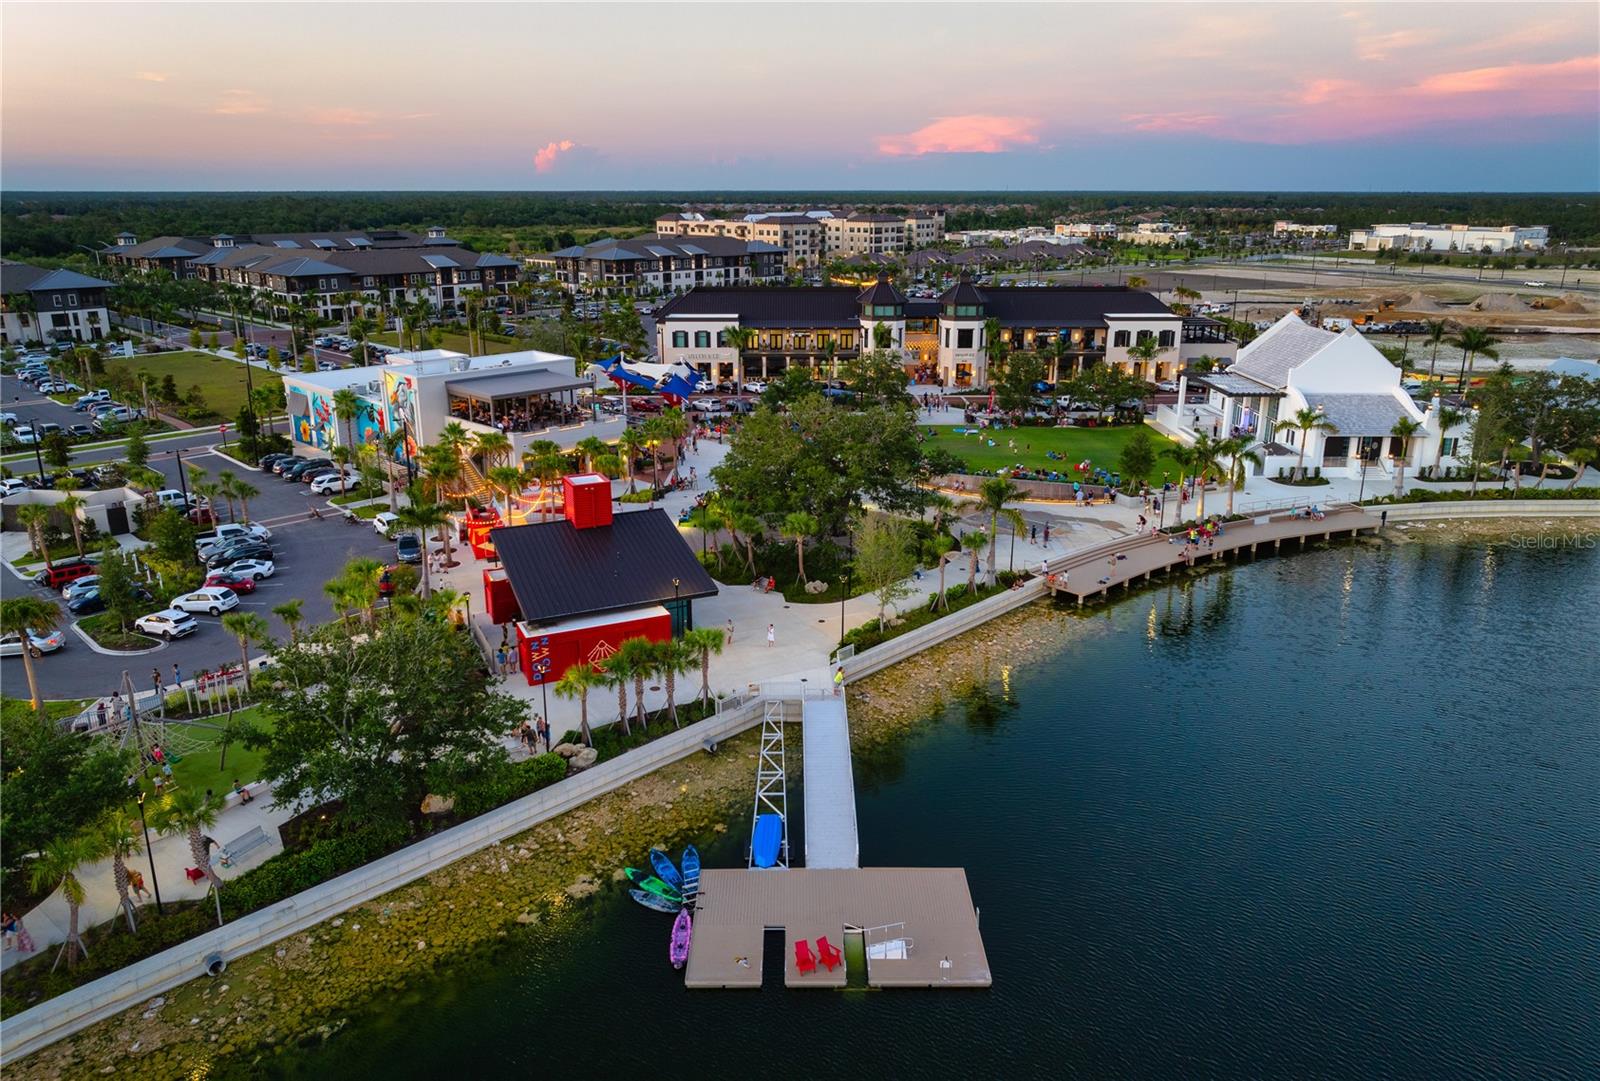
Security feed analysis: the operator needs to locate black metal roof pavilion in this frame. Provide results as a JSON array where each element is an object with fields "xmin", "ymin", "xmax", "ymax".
[{"xmin": 490, "ymin": 508, "xmax": 718, "ymax": 626}]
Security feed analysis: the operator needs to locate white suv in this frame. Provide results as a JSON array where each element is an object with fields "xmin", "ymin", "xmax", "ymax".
[
  {"xmin": 134, "ymin": 609, "xmax": 199, "ymax": 640},
  {"xmin": 171, "ymin": 587, "xmax": 239, "ymax": 616}
]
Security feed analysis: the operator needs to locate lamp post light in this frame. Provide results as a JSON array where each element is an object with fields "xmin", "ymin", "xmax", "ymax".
[{"xmin": 135, "ymin": 790, "xmax": 164, "ymax": 915}]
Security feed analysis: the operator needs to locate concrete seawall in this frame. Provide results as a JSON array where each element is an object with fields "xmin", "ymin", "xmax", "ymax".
[{"xmin": 1376, "ymin": 499, "xmax": 1600, "ymax": 521}]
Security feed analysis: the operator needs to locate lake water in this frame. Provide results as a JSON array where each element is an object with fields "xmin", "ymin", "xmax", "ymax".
[{"xmin": 244, "ymin": 533, "xmax": 1600, "ymax": 1080}]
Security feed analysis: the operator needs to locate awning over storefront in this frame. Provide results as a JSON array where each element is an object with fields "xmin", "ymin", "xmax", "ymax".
[
  {"xmin": 446, "ymin": 370, "xmax": 590, "ymax": 402},
  {"xmin": 1191, "ymin": 372, "xmax": 1284, "ymax": 398}
]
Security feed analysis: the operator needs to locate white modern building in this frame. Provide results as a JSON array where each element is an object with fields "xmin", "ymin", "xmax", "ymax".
[
  {"xmin": 1273, "ymin": 221, "xmax": 1338, "ymax": 236},
  {"xmin": 1159, "ymin": 314, "xmax": 1470, "ymax": 486},
  {"xmin": 1348, "ymin": 223, "xmax": 1548, "ymax": 253},
  {"xmin": 1056, "ymin": 222, "xmax": 1119, "ymax": 241},
  {"xmin": 278, "ymin": 347, "xmax": 621, "ymax": 468},
  {"xmin": 1117, "ymin": 222, "xmax": 1192, "ymax": 245}
]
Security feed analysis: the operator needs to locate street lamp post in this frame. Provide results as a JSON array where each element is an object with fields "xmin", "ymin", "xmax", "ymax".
[
  {"xmin": 135, "ymin": 790, "xmax": 164, "ymax": 915},
  {"xmin": 1357, "ymin": 454, "xmax": 1369, "ymax": 503}
]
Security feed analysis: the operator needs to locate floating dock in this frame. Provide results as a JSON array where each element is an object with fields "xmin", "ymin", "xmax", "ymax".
[{"xmin": 683, "ymin": 867, "xmax": 991, "ymax": 989}]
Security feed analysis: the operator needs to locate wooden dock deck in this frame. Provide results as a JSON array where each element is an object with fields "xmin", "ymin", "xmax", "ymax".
[
  {"xmin": 684, "ymin": 868, "xmax": 991, "ymax": 990},
  {"xmin": 1045, "ymin": 503, "xmax": 1378, "ymax": 604}
]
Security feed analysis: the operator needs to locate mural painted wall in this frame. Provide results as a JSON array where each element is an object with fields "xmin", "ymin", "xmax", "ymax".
[
  {"xmin": 307, "ymin": 391, "xmax": 336, "ymax": 451},
  {"xmin": 383, "ymin": 370, "xmax": 419, "ymax": 466}
]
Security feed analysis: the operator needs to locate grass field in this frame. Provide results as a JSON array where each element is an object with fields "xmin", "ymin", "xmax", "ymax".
[
  {"xmin": 927, "ymin": 423, "xmax": 1187, "ymax": 483},
  {"xmin": 106, "ymin": 351, "xmax": 282, "ymax": 421},
  {"xmin": 138, "ymin": 706, "xmax": 271, "ymax": 797},
  {"xmin": 371, "ymin": 330, "xmax": 524, "ymax": 356}
]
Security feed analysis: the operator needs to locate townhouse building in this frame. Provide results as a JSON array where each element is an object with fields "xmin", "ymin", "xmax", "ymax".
[
  {"xmin": 1, "ymin": 261, "xmax": 113, "ymax": 345},
  {"xmin": 528, "ymin": 235, "xmax": 785, "ymax": 294}
]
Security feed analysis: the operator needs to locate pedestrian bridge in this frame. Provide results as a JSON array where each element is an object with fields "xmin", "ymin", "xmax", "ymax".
[{"xmin": 801, "ymin": 696, "xmax": 860, "ymax": 869}]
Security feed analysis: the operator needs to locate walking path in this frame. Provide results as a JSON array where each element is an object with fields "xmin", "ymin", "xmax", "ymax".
[{"xmin": 800, "ymin": 696, "xmax": 858, "ymax": 869}]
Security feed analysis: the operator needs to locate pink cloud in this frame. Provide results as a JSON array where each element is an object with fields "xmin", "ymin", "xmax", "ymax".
[
  {"xmin": 534, "ymin": 139, "xmax": 576, "ymax": 173},
  {"xmin": 211, "ymin": 89, "xmax": 268, "ymax": 117},
  {"xmin": 1123, "ymin": 111, "xmax": 1223, "ymax": 132},
  {"xmin": 306, "ymin": 107, "xmax": 378, "ymax": 126},
  {"xmin": 1414, "ymin": 54, "xmax": 1599, "ymax": 96},
  {"xmin": 876, "ymin": 115, "xmax": 1040, "ymax": 156}
]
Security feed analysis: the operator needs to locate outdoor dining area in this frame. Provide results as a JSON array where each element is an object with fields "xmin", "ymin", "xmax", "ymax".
[{"xmin": 446, "ymin": 370, "xmax": 592, "ymax": 434}]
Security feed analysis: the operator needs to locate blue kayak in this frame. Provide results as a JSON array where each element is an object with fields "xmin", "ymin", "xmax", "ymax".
[
  {"xmin": 752, "ymin": 814, "xmax": 782, "ymax": 868},
  {"xmin": 629, "ymin": 889, "xmax": 680, "ymax": 914},
  {"xmin": 650, "ymin": 848, "xmax": 683, "ymax": 891},
  {"xmin": 681, "ymin": 845, "xmax": 701, "ymax": 902}
]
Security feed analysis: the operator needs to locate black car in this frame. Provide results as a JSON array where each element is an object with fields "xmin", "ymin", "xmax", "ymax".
[
  {"xmin": 284, "ymin": 459, "xmax": 331, "ymax": 481},
  {"xmin": 205, "ymin": 538, "xmax": 274, "ymax": 563},
  {"xmin": 67, "ymin": 424, "xmax": 94, "ymax": 440},
  {"xmin": 259, "ymin": 453, "xmax": 292, "ymax": 473},
  {"xmin": 67, "ymin": 585, "xmax": 152, "ymax": 616}
]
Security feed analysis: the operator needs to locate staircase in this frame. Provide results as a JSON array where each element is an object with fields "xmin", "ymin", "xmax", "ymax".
[{"xmin": 450, "ymin": 452, "xmax": 494, "ymax": 504}]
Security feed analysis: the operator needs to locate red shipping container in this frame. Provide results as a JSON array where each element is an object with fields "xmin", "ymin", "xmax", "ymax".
[
  {"xmin": 516, "ymin": 605, "xmax": 670, "ymax": 686},
  {"xmin": 562, "ymin": 473, "xmax": 613, "ymax": 530},
  {"xmin": 482, "ymin": 567, "xmax": 520, "ymax": 625}
]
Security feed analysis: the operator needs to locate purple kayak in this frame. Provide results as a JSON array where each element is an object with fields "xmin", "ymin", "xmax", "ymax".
[{"xmin": 669, "ymin": 907, "xmax": 693, "ymax": 969}]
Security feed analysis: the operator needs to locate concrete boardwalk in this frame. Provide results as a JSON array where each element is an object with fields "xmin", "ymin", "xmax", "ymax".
[
  {"xmin": 1045, "ymin": 503, "xmax": 1378, "ymax": 603},
  {"xmin": 684, "ymin": 868, "xmax": 991, "ymax": 990},
  {"xmin": 801, "ymin": 697, "xmax": 859, "ymax": 869}
]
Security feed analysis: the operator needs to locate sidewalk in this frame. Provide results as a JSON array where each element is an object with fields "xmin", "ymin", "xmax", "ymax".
[{"xmin": 3, "ymin": 783, "xmax": 292, "ymax": 973}]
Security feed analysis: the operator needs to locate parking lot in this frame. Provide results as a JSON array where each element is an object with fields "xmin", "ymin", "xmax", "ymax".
[{"xmin": 2, "ymin": 501, "xmax": 403, "ymax": 700}]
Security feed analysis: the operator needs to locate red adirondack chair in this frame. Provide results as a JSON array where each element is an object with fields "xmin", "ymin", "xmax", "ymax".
[
  {"xmin": 793, "ymin": 939, "xmax": 817, "ymax": 975},
  {"xmin": 816, "ymin": 935, "xmax": 843, "ymax": 972}
]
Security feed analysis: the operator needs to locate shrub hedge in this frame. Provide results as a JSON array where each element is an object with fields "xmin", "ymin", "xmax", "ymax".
[{"xmin": 1365, "ymin": 486, "xmax": 1600, "ymax": 505}]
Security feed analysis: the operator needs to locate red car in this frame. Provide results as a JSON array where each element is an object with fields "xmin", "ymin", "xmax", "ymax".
[{"xmin": 203, "ymin": 571, "xmax": 258, "ymax": 594}]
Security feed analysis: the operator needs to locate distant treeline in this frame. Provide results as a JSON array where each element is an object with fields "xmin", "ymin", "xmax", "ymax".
[{"xmin": 3, "ymin": 190, "xmax": 1596, "ymax": 259}]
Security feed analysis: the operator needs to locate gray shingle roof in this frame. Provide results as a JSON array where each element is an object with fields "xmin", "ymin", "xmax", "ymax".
[
  {"xmin": 1303, "ymin": 393, "xmax": 1416, "ymax": 436},
  {"xmin": 1, "ymin": 261, "xmax": 111, "ymax": 295},
  {"xmin": 1229, "ymin": 314, "xmax": 1337, "ymax": 388}
]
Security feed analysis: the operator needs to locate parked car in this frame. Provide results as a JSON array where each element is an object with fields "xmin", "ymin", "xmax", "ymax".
[
  {"xmin": 0, "ymin": 412, "xmax": 17, "ymax": 426},
  {"xmin": 283, "ymin": 458, "xmax": 332, "ymax": 481},
  {"xmin": 195, "ymin": 522, "xmax": 271, "ymax": 554},
  {"xmin": 205, "ymin": 542, "xmax": 273, "ymax": 570},
  {"xmin": 316, "ymin": 361, "xmax": 339, "ymax": 372},
  {"xmin": 0, "ymin": 628, "xmax": 65, "ymax": 657},
  {"xmin": 90, "ymin": 463, "xmax": 124, "ymax": 486},
  {"xmin": 299, "ymin": 465, "xmax": 340, "ymax": 485},
  {"xmin": 10, "ymin": 426, "xmax": 37, "ymax": 444},
  {"xmin": 372, "ymin": 511, "xmax": 400, "ymax": 537},
  {"xmin": 171, "ymin": 586, "xmax": 240, "ymax": 616},
  {"xmin": 694, "ymin": 377, "xmax": 715, "ymax": 394},
  {"xmin": 226, "ymin": 557, "xmax": 276, "ymax": 580},
  {"xmin": 38, "ymin": 380, "xmax": 82, "ymax": 395},
  {"xmin": 62, "ymin": 574, "xmax": 101, "ymax": 600},
  {"xmin": 41, "ymin": 560, "xmax": 97, "ymax": 591},
  {"xmin": 309, "ymin": 468, "xmax": 360, "ymax": 494},
  {"xmin": 0, "ymin": 478, "xmax": 30, "ymax": 498},
  {"xmin": 204, "ymin": 570, "xmax": 258, "ymax": 594},
  {"xmin": 394, "ymin": 532, "xmax": 422, "ymax": 564},
  {"xmin": 67, "ymin": 424, "xmax": 94, "ymax": 439},
  {"xmin": 67, "ymin": 585, "xmax": 152, "ymax": 616},
  {"xmin": 259, "ymin": 452, "xmax": 292, "ymax": 473},
  {"xmin": 133, "ymin": 609, "xmax": 198, "ymax": 640}
]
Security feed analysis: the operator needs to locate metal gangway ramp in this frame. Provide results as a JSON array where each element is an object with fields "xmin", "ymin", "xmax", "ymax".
[
  {"xmin": 749, "ymin": 699, "xmax": 790, "ymax": 868},
  {"xmin": 801, "ymin": 696, "xmax": 860, "ymax": 869}
]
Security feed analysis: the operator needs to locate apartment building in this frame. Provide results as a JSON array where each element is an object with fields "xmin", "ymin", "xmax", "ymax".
[
  {"xmin": 1055, "ymin": 222, "xmax": 1119, "ymax": 241},
  {"xmin": 528, "ymin": 235, "xmax": 785, "ymax": 293},
  {"xmin": 1347, "ymin": 223, "xmax": 1549, "ymax": 253},
  {"xmin": 656, "ymin": 208, "xmax": 943, "ymax": 264},
  {"xmin": 653, "ymin": 274, "xmax": 1232, "ymax": 387},
  {"xmin": 1, "ymin": 261, "xmax": 113, "ymax": 345}
]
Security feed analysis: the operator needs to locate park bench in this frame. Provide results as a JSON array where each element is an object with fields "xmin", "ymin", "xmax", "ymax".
[{"xmin": 218, "ymin": 825, "xmax": 271, "ymax": 868}]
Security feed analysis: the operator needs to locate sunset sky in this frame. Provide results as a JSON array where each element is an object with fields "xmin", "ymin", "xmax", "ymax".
[{"xmin": 3, "ymin": 2, "xmax": 1596, "ymax": 191}]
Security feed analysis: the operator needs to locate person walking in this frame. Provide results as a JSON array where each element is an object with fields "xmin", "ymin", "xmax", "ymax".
[
  {"xmin": 725, "ymin": 618, "xmax": 734, "ymax": 644},
  {"xmin": 128, "ymin": 868, "xmax": 151, "ymax": 903},
  {"xmin": 172, "ymin": 662, "xmax": 182, "ymax": 687},
  {"xmin": 538, "ymin": 715, "xmax": 550, "ymax": 751},
  {"xmin": 833, "ymin": 666, "xmax": 845, "ymax": 696},
  {"xmin": 1042, "ymin": 523, "xmax": 1050, "ymax": 545},
  {"xmin": 766, "ymin": 624, "xmax": 775, "ymax": 648}
]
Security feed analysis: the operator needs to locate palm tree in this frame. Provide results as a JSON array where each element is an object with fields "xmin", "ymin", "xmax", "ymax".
[
  {"xmin": 191, "ymin": 480, "xmax": 223, "ymax": 523},
  {"xmin": 682, "ymin": 626, "xmax": 725, "ymax": 712},
  {"xmin": 975, "ymin": 477, "xmax": 1024, "ymax": 583},
  {"xmin": 1424, "ymin": 320, "xmax": 1449, "ymax": 381},
  {"xmin": 231, "ymin": 478, "xmax": 260, "ymax": 524},
  {"xmin": 1503, "ymin": 443, "xmax": 1530, "ymax": 494},
  {"xmin": 272, "ymin": 598, "xmax": 304, "ymax": 641},
  {"xmin": 348, "ymin": 315, "xmax": 374, "ymax": 365},
  {"xmin": 1450, "ymin": 326, "xmax": 1499, "ymax": 392},
  {"xmin": 1, "ymin": 597, "xmax": 60, "ymax": 712},
  {"xmin": 522, "ymin": 452, "xmax": 564, "ymax": 520},
  {"xmin": 602, "ymin": 652, "xmax": 633, "ymax": 738},
  {"xmin": 1185, "ymin": 434, "xmax": 1225, "ymax": 521},
  {"xmin": 473, "ymin": 430, "xmax": 512, "ymax": 470},
  {"xmin": 28, "ymin": 835, "xmax": 99, "ymax": 969},
  {"xmin": 554, "ymin": 663, "xmax": 603, "ymax": 747},
  {"xmin": 488, "ymin": 465, "xmax": 525, "ymax": 520},
  {"xmin": 575, "ymin": 436, "xmax": 609, "ymax": 473},
  {"xmin": 396, "ymin": 498, "xmax": 449, "ymax": 597},
  {"xmin": 618, "ymin": 426, "xmax": 648, "ymax": 494},
  {"xmin": 93, "ymin": 810, "xmax": 145, "ymax": 932},
  {"xmin": 220, "ymin": 611, "xmax": 270, "ymax": 688},
  {"xmin": 56, "ymin": 491, "xmax": 88, "ymax": 558},
  {"xmin": 215, "ymin": 470, "xmax": 239, "ymax": 523},
  {"xmin": 722, "ymin": 326, "xmax": 754, "ymax": 394},
  {"xmin": 781, "ymin": 511, "xmax": 818, "ymax": 585},
  {"xmin": 1432, "ymin": 405, "xmax": 1466, "ymax": 477},
  {"xmin": 1216, "ymin": 436, "xmax": 1263, "ymax": 515},
  {"xmin": 1389, "ymin": 416, "xmax": 1424, "ymax": 496},
  {"xmin": 156, "ymin": 786, "xmax": 226, "ymax": 892},
  {"xmin": 981, "ymin": 316, "xmax": 1007, "ymax": 382},
  {"xmin": 613, "ymin": 636, "xmax": 657, "ymax": 731},
  {"xmin": 15, "ymin": 505, "xmax": 54, "ymax": 570},
  {"xmin": 1274, "ymin": 406, "xmax": 1339, "ymax": 480},
  {"xmin": 420, "ymin": 443, "xmax": 462, "ymax": 505},
  {"xmin": 1565, "ymin": 446, "xmax": 1597, "ymax": 490},
  {"xmin": 653, "ymin": 638, "xmax": 693, "ymax": 727},
  {"xmin": 332, "ymin": 388, "xmax": 365, "ymax": 453}
]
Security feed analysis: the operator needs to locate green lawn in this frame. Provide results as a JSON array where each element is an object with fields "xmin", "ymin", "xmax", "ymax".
[
  {"xmin": 926, "ymin": 423, "xmax": 1186, "ymax": 483},
  {"xmin": 1, "ymin": 697, "xmax": 91, "ymax": 726},
  {"xmin": 138, "ymin": 706, "xmax": 271, "ymax": 797},
  {"xmin": 372, "ymin": 330, "xmax": 524, "ymax": 356},
  {"xmin": 104, "ymin": 351, "xmax": 282, "ymax": 421}
]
